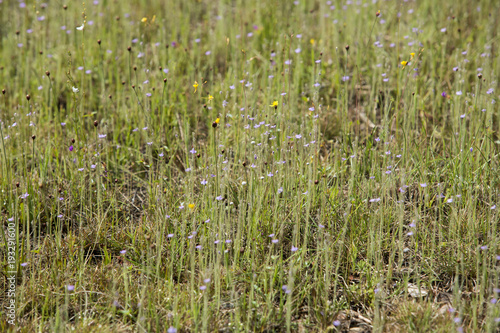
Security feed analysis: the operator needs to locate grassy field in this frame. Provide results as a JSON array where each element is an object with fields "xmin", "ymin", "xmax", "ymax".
[{"xmin": 1, "ymin": 0, "xmax": 500, "ymax": 331}]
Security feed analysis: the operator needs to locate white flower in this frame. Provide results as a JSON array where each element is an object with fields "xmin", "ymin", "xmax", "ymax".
[
  {"xmin": 72, "ymin": 86, "xmax": 79, "ymax": 93},
  {"xmin": 76, "ymin": 24, "xmax": 84, "ymax": 31}
]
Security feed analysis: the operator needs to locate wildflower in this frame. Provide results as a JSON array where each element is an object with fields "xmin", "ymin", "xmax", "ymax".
[
  {"xmin": 207, "ymin": 94, "xmax": 214, "ymax": 102},
  {"xmin": 21, "ymin": 262, "xmax": 28, "ymax": 267},
  {"xmin": 193, "ymin": 81, "xmax": 198, "ymax": 93},
  {"xmin": 201, "ymin": 179, "xmax": 207, "ymax": 185},
  {"xmin": 167, "ymin": 327, "xmax": 177, "ymax": 333},
  {"xmin": 141, "ymin": 17, "xmax": 147, "ymax": 23},
  {"xmin": 215, "ymin": 118, "xmax": 220, "ymax": 124},
  {"xmin": 76, "ymin": 24, "xmax": 84, "ymax": 31},
  {"xmin": 188, "ymin": 203, "xmax": 195, "ymax": 210},
  {"xmin": 72, "ymin": 87, "xmax": 79, "ymax": 93},
  {"xmin": 401, "ymin": 61, "xmax": 408, "ymax": 68},
  {"xmin": 216, "ymin": 195, "xmax": 223, "ymax": 201},
  {"xmin": 291, "ymin": 246, "xmax": 298, "ymax": 252},
  {"xmin": 270, "ymin": 101, "xmax": 278, "ymax": 109},
  {"xmin": 67, "ymin": 285, "xmax": 75, "ymax": 291},
  {"xmin": 410, "ymin": 52, "xmax": 415, "ymax": 59}
]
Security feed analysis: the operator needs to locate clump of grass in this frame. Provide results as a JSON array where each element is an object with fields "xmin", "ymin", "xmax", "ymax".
[{"xmin": 1, "ymin": 0, "xmax": 499, "ymax": 332}]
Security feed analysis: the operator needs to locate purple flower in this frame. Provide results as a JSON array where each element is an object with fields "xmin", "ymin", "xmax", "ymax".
[
  {"xmin": 190, "ymin": 148, "xmax": 197, "ymax": 154},
  {"xmin": 341, "ymin": 76, "xmax": 350, "ymax": 82},
  {"xmin": 69, "ymin": 145, "xmax": 74, "ymax": 151},
  {"xmin": 21, "ymin": 262, "xmax": 28, "ymax": 267},
  {"xmin": 456, "ymin": 91, "xmax": 462, "ymax": 96},
  {"xmin": 201, "ymin": 179, "xmax": 207, "ymax": 185},
  {"xmin": 441, "ymin": 92, "xmax": 447, "ymax": 98},
  {"xmin": 333, "ymin": 320, "xmax": 341, "ymax": 327},
  {"xmin": 216, "ymin": 196, "xmax": 223, "ymax": 201},
  {"xmin": 199, "ymin": 285, "xmax": 207, "ymax": 290},
  {"xmin": 67, "ymin": 285, "xmax": 75, "ymax": 291},
  {"xmin": 167, "ymin": 327, "xmax": 177, "ymax": 333},
  {"xmin": 420, "ymin": 183, "xmax": 427, "ymax": 188}
]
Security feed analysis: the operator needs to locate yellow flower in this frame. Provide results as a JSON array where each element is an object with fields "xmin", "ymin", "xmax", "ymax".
[
  {"xmin": 193, "ymin": 81, "xmax": 198, "ymax": 92},
  {"xmin": 270, "ymin": 101, "xmax": 278, "ymax": 108},
  {"xmin": 410, "ymin": 52, "xmax": 415, "ymax": 59},
  {"xmin": 310, "ymin": 39, "xmax": 315, "ymax": 45},
  {"xmin": 215, "ymin": 118, "xmax": 220, "ymax": 124},
  {"xmin": 188, "ymin": 203, "xmax": 195, "ymax": 210},
  {"xmin": 401, "ymin": 61, "xmax": 408, "ymax": 68},
  {"xmin": 208, "ymin": 94, "xmax": 214, "ymax": 102},
  {"xmin": 141, "ymin": 17, "xmax": 147, "ymax": 23}
]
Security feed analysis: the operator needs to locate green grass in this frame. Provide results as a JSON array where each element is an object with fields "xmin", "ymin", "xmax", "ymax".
[{"xmin": 1, "ymin": 0, "xmax": 500, "ymax": 331}]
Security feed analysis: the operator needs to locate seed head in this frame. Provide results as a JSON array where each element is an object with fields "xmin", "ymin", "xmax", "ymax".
[
  {"xmin": 26, "ymin": 94, "xmax": 30, "ymax": 101},
  {"xmin": 93, "ymin": 120, "xmax": 98, "ymax": 127},
  {"xmin": 345, "ymin": 45, "xmax": 349, "ymax": 51},
  {"xmin": 97, "ymin": 39, "xmax": 101, "ymax": 45},
  {"xmin": 45, "ymin": 71, "xmax": 50, "ymax": 77}
]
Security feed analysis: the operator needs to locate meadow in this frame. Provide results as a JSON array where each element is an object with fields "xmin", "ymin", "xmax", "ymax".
[{"xmin": 1, "ymin": 0, "xmax": 500, "ymax": 331}]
